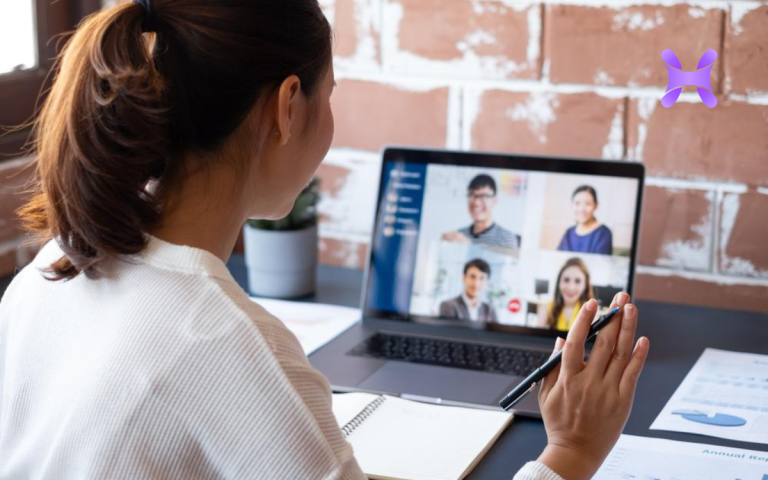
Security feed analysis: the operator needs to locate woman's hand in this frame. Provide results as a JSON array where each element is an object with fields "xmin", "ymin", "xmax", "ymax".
[{"xmin": 536, "ymin": 293, "xmax": 649, "ymax": 480}]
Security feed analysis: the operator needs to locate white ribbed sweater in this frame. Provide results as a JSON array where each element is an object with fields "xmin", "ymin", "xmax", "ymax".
[{"xmin": 0, "ymin": 236, "xmax": 561, "ymax": 480}]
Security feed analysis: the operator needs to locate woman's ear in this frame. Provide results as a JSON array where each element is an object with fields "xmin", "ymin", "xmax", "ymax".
[{"xmin": 276, "ymin": 75, "xmax": 302, "ymax": 146}]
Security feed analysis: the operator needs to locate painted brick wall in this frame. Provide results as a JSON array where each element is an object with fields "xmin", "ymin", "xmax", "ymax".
[
  {"xmin": 315, "ymin": 0, "xmax": 768, "ymax": 313},
  {"xmin": 1, "ymin": 0, "xmax": 766, "ymax": 314}
]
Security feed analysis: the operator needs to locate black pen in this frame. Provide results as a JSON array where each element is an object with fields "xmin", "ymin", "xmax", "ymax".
[{"xmin": 499, "ymin": 306, "xmax": 622, "ymax": 411}]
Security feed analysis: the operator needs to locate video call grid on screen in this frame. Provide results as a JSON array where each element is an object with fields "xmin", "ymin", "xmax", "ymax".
[{"xmin": 364, "ymin": 148, "xmax": 645, "ymax": 336}]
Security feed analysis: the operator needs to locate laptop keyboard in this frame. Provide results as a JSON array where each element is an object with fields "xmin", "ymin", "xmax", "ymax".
[{"xmin": 347, "ymin": 333, "xmax": 551, "ymax": 377}]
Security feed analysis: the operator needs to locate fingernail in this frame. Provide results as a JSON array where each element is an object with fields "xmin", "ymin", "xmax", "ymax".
[
  {"xmin": 618, "ymin": 292, "xmax": 630, "ymax": 306},
  {"xmin": 586, "ymin": 298, "xmax": 597, "ymax": 311},
  {"xmin": 624, "ymin": 304, "xmax": 635, "ymax": 317}
]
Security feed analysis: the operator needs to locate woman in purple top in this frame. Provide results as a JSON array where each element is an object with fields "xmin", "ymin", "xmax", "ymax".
[{"xmin": 557, "ymin": 185, "xmax": 613, "ymax": 255}]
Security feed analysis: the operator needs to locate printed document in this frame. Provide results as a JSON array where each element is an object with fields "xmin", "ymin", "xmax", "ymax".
[{"xmin": 650, "ymin": 348, "xmax": 768, "ymax": 444}]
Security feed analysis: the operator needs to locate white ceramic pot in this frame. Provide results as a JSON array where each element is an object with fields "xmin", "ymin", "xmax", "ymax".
[{"xmin": 243, "ymin": 224, "xmax": 318, "ymax": 298}]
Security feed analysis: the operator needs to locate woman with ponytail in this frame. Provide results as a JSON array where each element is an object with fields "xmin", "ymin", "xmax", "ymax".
[{"xmin": 0, "ymin": 2, "xmax": 649, "ymax": 479}]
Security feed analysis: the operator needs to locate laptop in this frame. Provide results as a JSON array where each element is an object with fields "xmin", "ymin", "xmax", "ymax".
[{"xmin": 310, "ymin": 147, "xmax": 645, "ymax": 417}]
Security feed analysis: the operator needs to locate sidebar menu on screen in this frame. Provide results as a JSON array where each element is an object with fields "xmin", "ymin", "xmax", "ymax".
[{"xmin": 366, "ymin": 161, "xmax": 427, "ymax": 315}]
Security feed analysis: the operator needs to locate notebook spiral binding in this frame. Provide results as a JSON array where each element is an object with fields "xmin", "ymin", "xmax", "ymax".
[{"xmin": 340, "ymin": 395, "xmax": 387, "ymax": 438}]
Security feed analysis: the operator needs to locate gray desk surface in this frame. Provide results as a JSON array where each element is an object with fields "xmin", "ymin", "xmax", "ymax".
[{"xmin": 228, "ymin": 255, "xmax": 768, "ymax": 478}]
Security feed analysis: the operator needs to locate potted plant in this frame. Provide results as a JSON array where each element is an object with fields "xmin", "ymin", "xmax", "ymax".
[{"xmin": 243, "ymin": 176, "xmax": 321, "ymax": 298}]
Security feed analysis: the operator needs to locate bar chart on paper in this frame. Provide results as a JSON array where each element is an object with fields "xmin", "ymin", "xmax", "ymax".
[{"xmin": 593, "ymin": 435, "xmax": 768, "ymax": 480}]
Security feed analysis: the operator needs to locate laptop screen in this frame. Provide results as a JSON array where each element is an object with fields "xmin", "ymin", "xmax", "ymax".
[{"xmin": 363, "ymin": 148, "xmax": 644, "ymax": 335}]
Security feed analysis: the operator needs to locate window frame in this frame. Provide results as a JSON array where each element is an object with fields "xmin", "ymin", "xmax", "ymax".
[{"xmin": 0, "ymin": 0, "xmax": 101, "ymax": 158}]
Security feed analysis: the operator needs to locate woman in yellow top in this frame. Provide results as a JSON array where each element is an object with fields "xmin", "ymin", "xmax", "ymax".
[{"xmin": 546, "ymin": 258, "xmax": 594, "ymax": 330}]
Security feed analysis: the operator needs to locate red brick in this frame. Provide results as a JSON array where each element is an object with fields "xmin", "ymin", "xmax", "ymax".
[
  {"xmin": 327, "ymin": 0, "xmax": 380, "ymax": 67},
  {"xmin": 546, "ymin": 5, "xmax": 723, "ymax": 88},
  {"xmin": 0, "ymin": 158, "xmax": 34, "ymax": 244},
  {"xmin": 319, "ymin": 236, "xmax": 368, "ymax": 269},
  {"xmin": 636, "ymin": 272, "xmax": 768, "ymax": 314},
  {"xmin": 387, "ymin": 0, "xmax": 540, "ymax": 79},
  {"xmin": 469, "ymin": 90, "xmax": 624, "ymax": 159},
  {"xmin": 725, "ymin": 4, "xmax": 768, "ymax": 94},
  {"xmin": 331, "ymin": 79, "xmax": 449, "ymax": 151},
  {"xmin": 0, "ymin": 249, "xmax": 16, "ymax": 278},
  {"xmin": 626, "ymin": 98, "xmax": 768, "ymax": 186},
  {"xmin": 719, "ymin": 190, "xmax": 768, "ymax": 277},
  {"xmin": 638, "ymin": 187, "xmax": 713, "ymax": 272}
]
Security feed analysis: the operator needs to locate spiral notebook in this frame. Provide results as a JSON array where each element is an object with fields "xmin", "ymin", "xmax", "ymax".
[{"xmin": 332, "ymin": 392, "xmax": 513, "ymax": 480}]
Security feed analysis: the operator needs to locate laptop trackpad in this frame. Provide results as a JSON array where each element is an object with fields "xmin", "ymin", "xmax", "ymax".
[{"xmin": 357, "ymin": 362, "xmax": 518, "ymax": 406}]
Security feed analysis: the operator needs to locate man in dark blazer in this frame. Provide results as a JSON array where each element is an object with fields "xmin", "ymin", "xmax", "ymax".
[{"xmin": 439, "ymin": 258, "xmax": 498, "ymax": 323}]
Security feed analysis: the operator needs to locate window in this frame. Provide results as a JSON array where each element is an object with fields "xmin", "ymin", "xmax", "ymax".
[{"xmin": 0, "ymin": 0, "xmax": 101, "ymax": 158}]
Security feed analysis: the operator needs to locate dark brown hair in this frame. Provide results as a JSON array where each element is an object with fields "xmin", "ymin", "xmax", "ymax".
[
  {"xmin": 572, "ymin": 185, "xmax": 598, "ymax": 204},
  {"xmin": 463, "ymin": 258, "xmax": 491, "ymax": 278},
  {"xmin": 546, "ymin": 257, "xmax": 594, "ymax": 329},
  {"xmin": 18, "ymin": 0, "xmax": 332, "ymax": 280}
]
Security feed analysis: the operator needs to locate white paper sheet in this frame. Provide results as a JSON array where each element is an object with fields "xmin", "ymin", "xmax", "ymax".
[
  {"xmin": 593, "ymin": 434, "xmax": 768, "ymax": 480},
  {"xmin": 650, "ymin": 348, "xmax": 768, "ymax": 445},
  {"xmin": 250, "ymin": 297, "xmax": 361, "ymax": 355}
]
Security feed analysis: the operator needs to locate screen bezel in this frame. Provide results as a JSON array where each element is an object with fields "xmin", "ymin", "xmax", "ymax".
[{"xmin": 359, "ymin": 146, "xmax": 645, "ymax": 339}]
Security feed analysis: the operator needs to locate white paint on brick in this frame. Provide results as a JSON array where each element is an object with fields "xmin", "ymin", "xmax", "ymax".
[
  {"xmin": 728, "ymin": 93, "xmax": 768, "ymax": 105},
  {"xmin": 542, "ymin": 0, "xmax": 727, "ymax": 9},
  {"xmin": 594, "ymin": 70, "xmax": 615, "ymax": 86},
  {"xmin": 541, "ymin": 59, "xmax": 551, "ymax": 82},
  {"xmin": 602, "ymin": 104, "xmax": 624, "ymax": 159},
  {"xmin": 336, "ymin": 70, "xmax": 452, "ymax": 93},
  {"xmin": 461, "ymin": 87, "xmax": 485, "ymax": 150},
  {"xmin": 657, "ymin": 190, "xmax": 713, "ymax": 271},
  {"xmin": 612, "ymin": 9, "xmax": 665, "ymax": 31},
  {"xmin": 636, "ymin": 265, "xmax": 768, "ymax": 288},
  {"xmin": 337, "ymin": 71, "xmax": 768, "ymax": 107},
  {"xmin": 730, "ymin": 2, "xmax": 762, "ymax": 36},
  {"xmin": 505, "ymin": 92, "xmax": 560, "ymax": 144},
  {"xmin": 331, "ymin": 0, "xmax": 381, "ymax": 72},
  {"xmin": 688, "ymin": 6, "xmax": 707, "ymax": 18},
  {"xmin": 627, "ymin": 97, "xmax": 655, "ymax": 160},
  {"xmin": 381, "ymin": 0, "xmax": 539, "ymax": 80},
  {"xmin": 719, "ymin": 193, "xmax": 766, "ymax": 278},
  {"xmin": 459, "ymin": 30, "xmax": 497, "ymax": 51},
  {"xmin": 647, "ymin": 177, "xmax": 747, "ymax": 193},
  {"xmin": 447, "ymin": 87, "xmax": 463, "ymax": 150},
  {"xmin": 526, "ymin": 5, "xmax": 542, "ymax": 67},
  {"xmin": 318, "ymin": 149, "xmax": 381, "ymax": 240}
]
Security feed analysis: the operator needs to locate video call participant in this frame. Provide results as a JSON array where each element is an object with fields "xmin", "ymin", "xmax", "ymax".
[
  {"xmin": 439, "ymin": 258, "xmax": 498, "ymax": 323},
  {"xmin": 442, "ymin": 174, "xmax": 520, "ymax": 249},
  {"xmin": 557, "ymin": 185, "xmax": 613, "ymax": 255},
  {"xmin": 544, "ymin": 258, "xmax": 594, "ymax": 331}
]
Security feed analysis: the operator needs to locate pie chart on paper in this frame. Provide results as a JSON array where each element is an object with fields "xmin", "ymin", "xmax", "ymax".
[{"xmin": 672, "ymin": 410, "xmax": 747, "ymax": 427}]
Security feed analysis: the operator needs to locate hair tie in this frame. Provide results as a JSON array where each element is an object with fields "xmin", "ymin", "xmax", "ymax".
[{"xmin": 133, "ymin": 0, "xmax": 156, "ymax": 33}]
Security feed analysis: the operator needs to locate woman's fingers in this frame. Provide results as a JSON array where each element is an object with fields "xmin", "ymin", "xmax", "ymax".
[
  {"xmin": 619, "ymin": 337, "xmax": 650, "ymax": 399},
  {"xmin": 586, "ymin": 293, "xmax": 630, "ymax": 377},
  {"xmin": 539, "ymin": 337, "xmax": 565, "ymax": 404},
  {"xmin": 561, "ymin": 299, "xmax": 597, "ymax": 378},
  {"xmin": 605, "ymin": 304, "xmax": 639, "ymax": 383}
]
